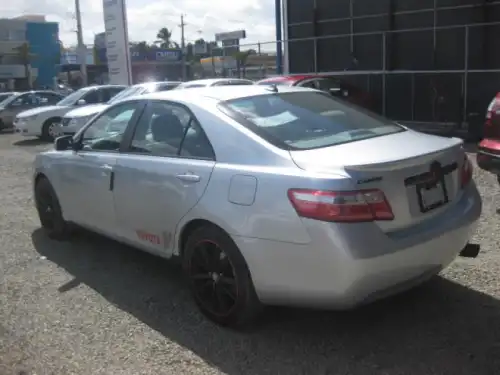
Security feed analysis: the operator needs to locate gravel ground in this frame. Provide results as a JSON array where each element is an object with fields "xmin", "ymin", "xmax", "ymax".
[{"xmin": 0, "ymin": 133, "xmax": 499, "ymax": 375}]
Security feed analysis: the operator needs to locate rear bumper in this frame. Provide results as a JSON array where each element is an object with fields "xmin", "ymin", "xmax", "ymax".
[
  {"xmin": 477, "ymin": 138, "xmax": 500, "ymax": 175},
  {"xmin": 234, "ymin": 183, "xmax": 482, "ymax": 308}
]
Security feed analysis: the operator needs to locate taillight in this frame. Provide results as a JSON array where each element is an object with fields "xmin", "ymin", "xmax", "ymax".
[
  {"xmin": 485, "ymin": 93, "xmax": 500, "ymax": 128},
  {"xmin": 461, "ymin": 155, "xmax": 473, "ymax": 188},
  {"xmin": 287, "ymin": 188, "xmax": 394, "ymax": 223}
]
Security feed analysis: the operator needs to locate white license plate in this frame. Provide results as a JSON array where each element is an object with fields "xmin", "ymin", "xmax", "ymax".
[{"xmin": 421, "ymin": 182, "xmax": 445, "ymax": 209}]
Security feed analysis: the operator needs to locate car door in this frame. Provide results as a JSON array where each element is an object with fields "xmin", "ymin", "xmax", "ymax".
[
  {"xmin": 56, "ymin": 100, "xmax": 146, "ymax": 235},
  {"xmin": 112, "ymin": 100, "xmax": 216, "ymax": 254}
]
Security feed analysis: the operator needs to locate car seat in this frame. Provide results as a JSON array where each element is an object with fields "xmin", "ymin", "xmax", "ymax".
[{"xmin": 149, "ymin": 112, "xmax": 185, "ymax": 155}]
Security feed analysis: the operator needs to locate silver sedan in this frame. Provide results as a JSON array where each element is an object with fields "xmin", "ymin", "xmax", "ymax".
[{"xmin": 32, "ymin": 86, "xmax": 482, "ymax": 328}]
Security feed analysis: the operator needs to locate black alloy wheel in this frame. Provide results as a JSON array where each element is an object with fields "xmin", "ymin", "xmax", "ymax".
[
  {"xmin": 183, "ymin": 225, "xmax": 262, "ymax": 328},
  {"xmin": 35, "ymin": 178, "xmax": 71, "ymax": 240},
  {"xmin": 188, "ymin": 240, "xmax": 238, "ymax": 316}
]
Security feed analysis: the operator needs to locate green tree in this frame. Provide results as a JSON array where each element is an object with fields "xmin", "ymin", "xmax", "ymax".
[
  {"xmin": 131, "ymin": 41, "xmax": 150, "ymax": 60},
  {"xmin": 14, "ymin": 43, "xmax": 35, "ymax": 89},
  {"xmin": 155, "ymin": 27, "xmax": 175, "ymax": 48}
]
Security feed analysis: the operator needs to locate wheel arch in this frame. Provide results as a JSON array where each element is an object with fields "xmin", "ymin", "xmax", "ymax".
[
  {"xmin": 177, "ymin": 218, "xmax": 228, "ymax": 258},
  {"xmin": 43, "ymin": 116, "xmax": 62, "ymax": 127},
  {"xmin": 34, "ymin": 172, "xmax": 48, "ymax": 187}
]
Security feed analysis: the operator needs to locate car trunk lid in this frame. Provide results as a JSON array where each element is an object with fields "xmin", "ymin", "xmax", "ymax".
[{"xmin": 289, "ymin": 130, "xmax": 465, "ymax": 232}]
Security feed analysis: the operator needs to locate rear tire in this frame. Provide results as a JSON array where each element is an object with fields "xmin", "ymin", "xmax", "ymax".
[
  {"xmin": 182, "ymin": 225, "xmax": 263, "ymax": 328},
  {"xmin": 34, "ymin": 177, "xmax": 72, "ymax": 240}
]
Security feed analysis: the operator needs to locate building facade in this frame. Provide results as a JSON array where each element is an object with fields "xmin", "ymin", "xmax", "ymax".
[
  {"xmin": 283, "ymin": 0, "xmax": 500, "ymax": 132},
  {"xmin": 0, "ymin": 16, "xmax": 59, "ymax": 89}
]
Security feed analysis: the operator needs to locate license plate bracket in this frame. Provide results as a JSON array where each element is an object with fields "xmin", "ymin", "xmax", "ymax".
[{"xmin": 416, "ymin": 180, "xmax": 449, "ymax": 213}]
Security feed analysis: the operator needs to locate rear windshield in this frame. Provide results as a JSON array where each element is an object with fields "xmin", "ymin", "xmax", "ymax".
[
  {"xmin": 220, "ymin": 91, "xmax": 404, "ymax": 150},
  {"xmin": 178, "ymin": 83, "xmax": 206, "ymax": 89},
  {"xmin": 156, "ymin": 82, "xmax": 180, "ymax": 91}
]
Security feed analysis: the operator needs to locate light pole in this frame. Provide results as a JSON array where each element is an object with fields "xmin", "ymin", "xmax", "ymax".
[
  {"xmin": 75, "ymin": 0, "xmax": 88, "ymax": 86},
  {"xmin": 179, "ymin": 14, "xmax": 187, "ymax": 81}
]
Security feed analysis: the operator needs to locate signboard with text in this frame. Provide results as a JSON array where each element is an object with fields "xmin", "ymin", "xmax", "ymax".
[
  {"xmin": 95, "ymin": 47, "xmax": 182, "ymax": 63},
  {"xmin": 102, "ymin": 0, "xmax": 132, "ymax": 85},
  {"xmin": 215, "ymin": 30, "xmax": 246, "ymax": 42}
]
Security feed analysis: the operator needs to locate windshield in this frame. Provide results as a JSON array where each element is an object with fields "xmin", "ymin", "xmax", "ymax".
[
  {"xmin": 0, "ymin": 93, "xmax": 15, "ymax": 106},
  {"xmin": 221, "ymin": 91, "xmax": 404, "ymax": 150},
  {"xmin": 0, "ymin": 93, "xmax": 21, "ymax": 106},
  {"xmin": 57, "ymin": 88, "xmax": 89, "ymax": 106}
]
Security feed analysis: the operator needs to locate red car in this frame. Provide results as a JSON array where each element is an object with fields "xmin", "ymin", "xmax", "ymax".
[
  {"xmin": 476, "ymin": 92, "xmax": 500, "ymax": 180},
  {"xmin": 256, "ymin": 74, "xmax": 374, "ymax": 110}
]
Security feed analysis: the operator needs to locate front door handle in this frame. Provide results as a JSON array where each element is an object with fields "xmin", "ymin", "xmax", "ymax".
[
  {"xmin": 101, "ymin": 164, "xmax": 113, "ymax": 170},
  {"xmin": 176, "ymin": 173, "xmax": 201, "ymax": 183}
]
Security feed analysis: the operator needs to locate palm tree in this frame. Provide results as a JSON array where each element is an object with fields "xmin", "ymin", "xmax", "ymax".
[
  {"xmin": 14, "ymin": 43, "xmax": 35, "ymax": 89},
  {"xmin": 155, "ymin": 27, "xmax": 174, "ymax": 48}
]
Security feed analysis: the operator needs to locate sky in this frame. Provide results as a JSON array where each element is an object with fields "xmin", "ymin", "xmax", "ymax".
[{"xmin": 1, "ymin": 0, "xmax": 277, "ymax": 50}]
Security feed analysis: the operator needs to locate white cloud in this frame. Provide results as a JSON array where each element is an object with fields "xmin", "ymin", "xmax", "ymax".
[{"xmin": 1, "ymin": 0, "xmax": 277, "ymax": 51}]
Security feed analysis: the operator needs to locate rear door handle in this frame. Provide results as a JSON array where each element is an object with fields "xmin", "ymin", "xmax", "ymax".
[
  {"xmin": 101, "ymin": 164, "xmax": 113, "ymax": 170},
  {"xmin": 176, "ymin": 173, "xmax": 201, "ymax": 183}
]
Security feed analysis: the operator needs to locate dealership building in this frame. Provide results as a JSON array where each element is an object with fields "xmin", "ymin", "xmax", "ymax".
[
  {"xmin": 281, "ymin": 0, "xmax": 500, "ymax": 133},
  {"xmin": 0, "ymin": 15, "xmax": 59, "ymax": 89}
]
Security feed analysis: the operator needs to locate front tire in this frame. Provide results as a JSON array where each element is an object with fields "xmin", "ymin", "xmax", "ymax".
[
  {"xmin": 34, "ymin": 177, "xmax": 71, "ymax": 240},
  {"xmin": 41, "ymin": 119, "xmax": 60, "ymax": 142},
  {"xmin": 182, "ymin": 225, "xmax": 263, "ymax": 328}
]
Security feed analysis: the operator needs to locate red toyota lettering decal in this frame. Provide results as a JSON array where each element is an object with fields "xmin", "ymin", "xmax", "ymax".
[{"xmin": 136, "ymin": 230, "xmax": 161, "ymax": 245}]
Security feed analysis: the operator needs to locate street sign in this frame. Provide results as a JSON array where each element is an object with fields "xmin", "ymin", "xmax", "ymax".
[{"xmin": 215, "ymin": 30, "xmax": 246, "ymax": 42}]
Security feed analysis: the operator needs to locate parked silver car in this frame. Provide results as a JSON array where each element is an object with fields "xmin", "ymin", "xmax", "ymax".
[
  {"xmin": 0, "ymin": 90, "xmax": 64, "ymax": 130},
  {"xmin": 33, "ymin": 86, "xmax": 481, "ymax": 327}
]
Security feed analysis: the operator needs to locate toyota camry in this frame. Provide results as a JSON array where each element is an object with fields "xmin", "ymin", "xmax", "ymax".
[{"xmin": 32, "ymin": 85, "xmax": 482, "ymax": 328}]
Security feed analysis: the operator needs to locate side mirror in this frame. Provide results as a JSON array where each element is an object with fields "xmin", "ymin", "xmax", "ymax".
[
  {"xmin": 76, "ymin": 99, "xmax": 86, "ymax": 106},
  {"xmin": 54, "ymin": 135, "xmax": 73, "ymax": 151}
]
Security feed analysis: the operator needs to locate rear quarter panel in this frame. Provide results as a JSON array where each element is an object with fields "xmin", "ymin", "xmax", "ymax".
[{"xmin": 175, "ymin": 164, "xmax": 352, "ymax": 252}]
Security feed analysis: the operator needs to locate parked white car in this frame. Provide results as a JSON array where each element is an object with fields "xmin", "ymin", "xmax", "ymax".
[
  {"xmin": 14, "ymin": 84, "xmax": 126, "ymax": 141},
  {"xmin": 60, "ymin": 81, "xmax": 181, "ymax": 135},
  {"xmin": 175, "ymin": 78, "xmax": 254, "ymax": 89}
]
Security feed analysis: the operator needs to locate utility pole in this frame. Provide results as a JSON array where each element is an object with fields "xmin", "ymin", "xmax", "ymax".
[
  {"xmin": 179, "ymin": 14, "xmax": 187, "ymax": 81},
  {"xmin": 75, "ymin": 0, "xmax": 88, "ymax": 86}
]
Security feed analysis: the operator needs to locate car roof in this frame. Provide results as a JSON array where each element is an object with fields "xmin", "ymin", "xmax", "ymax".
[{"xmin": 131, "ymin": 85, "xmax": 315, "ymax": 103}]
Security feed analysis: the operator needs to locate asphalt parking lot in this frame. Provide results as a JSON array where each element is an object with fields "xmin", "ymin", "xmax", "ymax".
[{"xmin": 0, "ymin": 133, "xmax": 499, "ymax": 375}]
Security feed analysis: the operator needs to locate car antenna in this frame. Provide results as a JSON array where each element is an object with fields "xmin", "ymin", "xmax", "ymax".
[{"xmin": 265, "ymin": 84, "xmax": 279, "ymax": 93}]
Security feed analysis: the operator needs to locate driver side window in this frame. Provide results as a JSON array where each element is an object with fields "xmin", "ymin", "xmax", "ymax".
[{"xmin": 78, "ymin": 102, "xmax": 142, "ymax": 152}]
